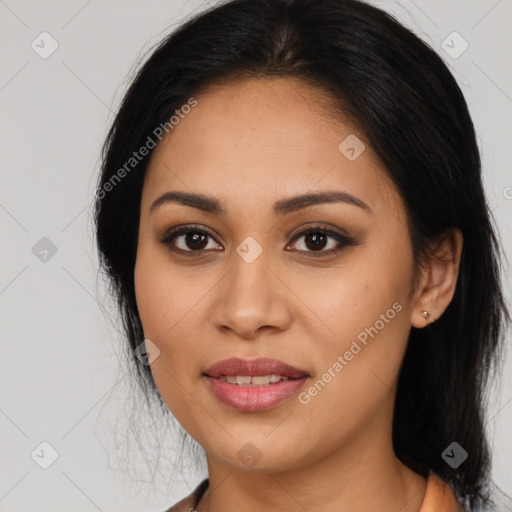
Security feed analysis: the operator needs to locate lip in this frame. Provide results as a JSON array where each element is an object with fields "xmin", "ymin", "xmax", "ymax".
[
  {"xmin": 203, "ymin": 357, "xmax": 309, "ymax": 379},
  {"xmin": 203, "ymin": 357, "xmax": 310, "ymax": 412},
  {"xmin": 205, "ymin": 376, "xmax": 309, "ymax": 411}
]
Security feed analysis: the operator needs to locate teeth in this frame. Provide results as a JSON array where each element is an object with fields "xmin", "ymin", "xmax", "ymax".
[
  {"xmin": 251, "ymin": 375, "xmax": 271, "ymax": 385},
  {"xmin": 219, "ymin": 375, "xmax": 291, "ymax": 386}
]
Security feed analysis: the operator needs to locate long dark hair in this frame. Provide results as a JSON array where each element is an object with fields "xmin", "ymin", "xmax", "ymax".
[{"xmin": 93, "ymin": 0, "xmax": 510, "ymax": 509}]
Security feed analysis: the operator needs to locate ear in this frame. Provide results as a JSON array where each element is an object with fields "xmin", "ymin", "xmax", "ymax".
[{"xmin": 410, "ymin": 227, "xmax": 463, "ymax": 328}]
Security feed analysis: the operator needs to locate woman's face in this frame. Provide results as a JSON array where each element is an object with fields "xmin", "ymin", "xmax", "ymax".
[{"xmin": 134, "ymin": 78, "xmax": 423, "ymax": 473}]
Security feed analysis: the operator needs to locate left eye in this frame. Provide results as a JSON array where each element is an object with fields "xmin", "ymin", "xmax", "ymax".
[
  {"xmin": 159, "ymin": 224, "xmax": 354, "ymax": 257},
  {"xmin": 287, "ymin": 228, "xmax": 353, "ymax": 256}
]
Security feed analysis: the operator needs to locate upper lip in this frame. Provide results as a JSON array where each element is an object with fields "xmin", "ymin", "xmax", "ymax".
[{"xmin": 204, "ymin": 357, "xmax": 309, "ymax": 379}]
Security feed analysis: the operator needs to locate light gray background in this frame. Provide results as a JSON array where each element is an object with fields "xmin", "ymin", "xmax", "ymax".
[{"xmin": 1, "ymin": 0, "xmax": 511, "ymax": 510}]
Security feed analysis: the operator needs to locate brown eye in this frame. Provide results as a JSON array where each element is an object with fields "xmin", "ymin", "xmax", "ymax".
[
  {"xmin": 287, "ymin": 226, "xmax": 355, "ymax": 258},
  {"xmin": 159, "ymin": 225, "xmax": 222, "ymax": 255}
]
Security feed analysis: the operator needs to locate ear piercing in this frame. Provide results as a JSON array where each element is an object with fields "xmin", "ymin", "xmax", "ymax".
[{"xmin": 421, "ymin": 310, "xmax": 431, "ymax": 321}]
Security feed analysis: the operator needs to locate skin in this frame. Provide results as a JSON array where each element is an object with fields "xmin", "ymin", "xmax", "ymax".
[{"xmin": 134, "ymin": 77, "xmax": 463, "ymax": 512}]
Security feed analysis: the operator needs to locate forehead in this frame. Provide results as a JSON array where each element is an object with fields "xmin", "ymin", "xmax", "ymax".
[{"xmin": 143, "ymin": 78, "xmax": 400, "ymax": 217}]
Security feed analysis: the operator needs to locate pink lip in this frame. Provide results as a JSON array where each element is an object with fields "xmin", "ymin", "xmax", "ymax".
[
  {"xmin": 203, "ymin": 357, "xmax": 309, "ymax": 379},
  {"xmin": 203, "ymin": 357, "xmax": 310, "ymax": 412},
  {"xmin": 205, "ymin": 376, "xmax": 309, "ymax": 411}
]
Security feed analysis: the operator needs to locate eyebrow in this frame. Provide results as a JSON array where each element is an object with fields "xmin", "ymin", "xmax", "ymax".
[{"xmin": 149, "ymin": 190, "xmax": 372, "ymax": 216}]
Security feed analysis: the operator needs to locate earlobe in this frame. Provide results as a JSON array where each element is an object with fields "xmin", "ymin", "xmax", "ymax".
[{"xmin": 411, "ymin": 227, "xmax": 463, "ymax": 329}]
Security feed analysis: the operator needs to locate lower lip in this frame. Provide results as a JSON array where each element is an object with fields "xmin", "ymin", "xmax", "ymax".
[{"xmin": 205, "ymin": 376, "xmax": 308, "ymax": 411}]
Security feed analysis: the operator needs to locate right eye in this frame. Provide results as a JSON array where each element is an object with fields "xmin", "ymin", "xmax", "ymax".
[{"xmin": 159, "ymin": 224, "xmax": 223, "ymax": 256}]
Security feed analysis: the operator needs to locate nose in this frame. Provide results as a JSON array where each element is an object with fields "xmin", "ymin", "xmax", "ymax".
[{"xmin": 210, "ymin": 249, "xmax": 293, "ymax": 340}]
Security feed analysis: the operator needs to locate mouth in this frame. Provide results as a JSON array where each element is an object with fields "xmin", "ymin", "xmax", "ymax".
[
  {"xmin": 203, "ymin": 357, "xmax": 310, "ymax": 411},
  {"xmin": 215, "ymin": 374, "xmax": 299, "ymax": 385}
]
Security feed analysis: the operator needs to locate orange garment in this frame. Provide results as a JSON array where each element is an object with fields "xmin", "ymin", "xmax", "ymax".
[
  {"xmin": 165, "ymin": 471, "xmax": 464, "ymax": 511},
  {"xmin": 420, "ymin": 472, "xmax": 465, "ymax": 512}
]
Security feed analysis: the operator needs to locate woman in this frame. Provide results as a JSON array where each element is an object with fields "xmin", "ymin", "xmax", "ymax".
[{"xmin": 93, "ymin": 0, "xmax": 511, "ymax": 510}]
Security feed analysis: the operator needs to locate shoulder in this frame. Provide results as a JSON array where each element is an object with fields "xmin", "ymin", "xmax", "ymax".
[
  {"xmin": 163, "ymin": 478, "xmax": 209, "ymax": 512},
  {"xmin": 420, "ymin": 471, "xmax": 465, "ymax": 512}
]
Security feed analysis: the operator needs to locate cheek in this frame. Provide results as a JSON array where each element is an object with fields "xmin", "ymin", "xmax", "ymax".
[
  {"xmin": 297, "ymin": 236, "xmax": 413, "ymax": 414},
  {"xmin": 301, "ymin": 244, "xmax": 412, "ymax": 354},
  {"xmin": 134, "ymin": 243, "xmax": 205, "ymax": 344},
  {"xmin": 134, "ymin": 256, "xmax": 199, "ymax": 426},
  {"xmin": 292, "ymin": 299, "xmax": 409, "ymax": 454},
  {"xmin": 133, "ymin": 246, "xmax": 211, "ymax": 408}
]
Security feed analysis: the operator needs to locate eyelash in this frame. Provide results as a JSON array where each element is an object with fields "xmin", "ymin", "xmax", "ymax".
[{"xmin": 158, "ymin": 223, "xmax": 355, "ymax": 259}]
